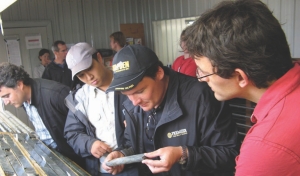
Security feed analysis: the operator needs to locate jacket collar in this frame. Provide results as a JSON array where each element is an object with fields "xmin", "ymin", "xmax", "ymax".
[
  {"xmin": 29, "ymin": 78, "xmax": 41, "ymax": 106},
  {"xmin": 123, "ymin": 67, "xmax": 183, "ymax": 124},
  {"xmin": 158, "ymin": 68, "xmax": 183, "ymax": 126},
  {"xmin": 253, "ymin": 63, "xmax": 300, "ymax": 122}
]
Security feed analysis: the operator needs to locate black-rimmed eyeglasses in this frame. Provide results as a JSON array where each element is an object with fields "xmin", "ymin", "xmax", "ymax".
[{"xmin": 196, "ymin": 67, "xmax": 215, "ymax": 81}]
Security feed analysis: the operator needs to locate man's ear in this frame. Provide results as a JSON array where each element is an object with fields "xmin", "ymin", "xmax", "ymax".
[
  {"xmin": 235, "ymin": 68, "xmax": 249, "ymax": 88},
  {"xmin": 17, "ymin": 80, "xmax": 24, "ymax": 90},
  {"xmin": 156, "ymin": 66, "xmax": 165, "ymax": 81},
  {"xmin": 97, "ymin": 52, "xmax": 103, "ymax": 63}
]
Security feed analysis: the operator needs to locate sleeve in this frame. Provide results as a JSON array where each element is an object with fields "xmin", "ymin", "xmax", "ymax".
[
  {"xmin": 55, "ymin": 86, "xmax": 70, "ymax": 115},
  {"xmin": 63, "ymin": 93, "xmax": 97, "ymax": 157},
  {"xmin": 33, "ymin": 67, "xmax": 40, "ymax": 78},
  {"xmin": 115, "ymin": 104, "xmax": 136, "ymax": 156},
  {"xmin": 64, "ymin": 109, "xmax": 97, "ymax": 157},
  {"xmin": 184, "ymin": 88, "xmax": 240, "ymax": 173},
  {"xmin": 119, "ymin": 120, "xmax": 136, "ymax": 156},
  {"xmin": 42, "ymin": 67, "xmax": 51, "ymax": 80},
  {"xmin": 235, "ymin": 138, "xmax": 300, "ymax": 175}
]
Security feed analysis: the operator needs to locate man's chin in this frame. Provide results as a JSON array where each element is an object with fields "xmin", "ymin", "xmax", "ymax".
[
  {"xmin": 140, "ymin": 106, "xmax": 152, "ymax": 112},
  {"xmin": 14, "ymin": 104, "xmax": 22, "ymax": 108},
  {"xmin": 214, "ymin": 92, "xmax": 231, "ymax": 101}
]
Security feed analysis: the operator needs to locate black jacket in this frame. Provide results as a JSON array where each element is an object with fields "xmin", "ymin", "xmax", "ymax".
[
  {"xmin": 64, "ymin": 84, "xmax": 138, "ymax": 176},
  {"xmin": 121, "ymin": 68, "xmax": 239, "ymax": 176},
  {"xmin": 29, "ymin": 78, "xmax": 84, "ymax": 168},
  {"xmin": 42, "ymin": 61, "xmax": 72, "ymax": 88}
]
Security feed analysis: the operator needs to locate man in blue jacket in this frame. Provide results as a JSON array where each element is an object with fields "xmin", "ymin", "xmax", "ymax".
[
  {"xmin": 103, "ymin": 45, "xmax": 239, "ymax": 176},
  {"xmin": 64, "ymin": 42, "xmax": 138, "ymax": 176}
]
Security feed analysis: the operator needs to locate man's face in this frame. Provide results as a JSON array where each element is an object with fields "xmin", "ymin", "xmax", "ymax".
[
  {"xmin": 194, "ymin": 56, "xmax": 241, "ymax": 101},
  {"xmin": 40, "ymin": 53, "xmax": 51, "ymax": 66},
  {"xmin": 76, "ymin": 55, "xmax": 107, "ymax": 89},
  {"xmin": 0, "ymin": 84, "xmax": 26, "ymax": 108},
  {"xmin": 121, "ymin": 75, "xmax": 165, "ymax": 112},
  {"xmin": 55, "ymin": 44, "xmax": 68, "ymax": 60}
]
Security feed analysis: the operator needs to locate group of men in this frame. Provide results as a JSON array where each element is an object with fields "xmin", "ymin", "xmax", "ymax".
[
  {"xmin": 0, "ymin": 0, "xmax": 300, "ymax": 175},
  {"xmin": 39, "ymin": 32, "xmax": 126, "ymax": 89}
]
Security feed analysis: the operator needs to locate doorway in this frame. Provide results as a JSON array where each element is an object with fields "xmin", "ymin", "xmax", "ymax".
[{"xmin": 0, "ymin": 20, "xmax": 53, "ymax": 129}]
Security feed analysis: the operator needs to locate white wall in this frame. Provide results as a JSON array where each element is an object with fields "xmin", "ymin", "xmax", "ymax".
[{"xmin": 1, "ymin": 0, "xmax": 300, "ymax": 57}]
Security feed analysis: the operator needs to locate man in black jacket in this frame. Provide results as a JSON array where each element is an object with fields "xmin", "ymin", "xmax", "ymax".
[
  {"xmin": 42, "ymin": 40, "xmax": 72, "ymax": 88},
  {"xmin": 103, "ymin": 45, "xmax": 239, "ymax": 176},
  {"xmin": 64, "ymin": 42, "xmax": 138, "ymax": 176},
  {"xmin": 0, "ymin": 62, "xmax": 84, "ymax": 168}
]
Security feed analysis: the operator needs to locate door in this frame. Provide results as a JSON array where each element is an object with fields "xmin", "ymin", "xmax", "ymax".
[{"xmin": 0, "ymin": 22, "xmax": 53, "ymax": 129}]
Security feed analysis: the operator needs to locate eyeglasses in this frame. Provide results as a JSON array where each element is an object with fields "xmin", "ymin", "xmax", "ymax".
[
  {"xmin": 196, "ymin": 67, "xmax": 215, "ymax": 81},
  {"xmin": 145, "ymin": 111, "xmax": 156, "ymax": 141}
]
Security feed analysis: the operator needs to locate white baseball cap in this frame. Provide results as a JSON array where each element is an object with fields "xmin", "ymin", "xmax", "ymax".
[{"xmin": 66, "ymin": 42, "xmax": 97, "ymax": 79}]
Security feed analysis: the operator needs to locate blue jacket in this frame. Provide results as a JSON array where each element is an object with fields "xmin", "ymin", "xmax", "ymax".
[{"xmin": 120, "ymin": 68, "xmax": 239, "ymax": 176}]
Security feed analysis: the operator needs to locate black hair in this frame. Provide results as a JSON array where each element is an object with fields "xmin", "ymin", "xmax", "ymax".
[
  {"xmin": 144, "ymin": 61, "xmax": 164, "ymax": 79},
  {"xmin": 38, "ymin": 48, "xmax": 50, "ymax": 61},
  {"xmin": 183, "ymin": 0, "xmax": 293, "ymax": 88},
  {"xmin": 52, "ymin": 40, "xmax": 66, "ymax": 52},
  {"xmin": 0, "ymin": 63, "xmax": 30, "ymax": 88}
]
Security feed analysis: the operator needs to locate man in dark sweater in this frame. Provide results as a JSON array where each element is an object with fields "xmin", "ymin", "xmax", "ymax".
[
  {"xmin": 0, "ymin": 62, "xmax": 84, "ymax": 169},
  {"xmin": 42, "ymin": 40, "xmax": 72, "ymax": 88}
]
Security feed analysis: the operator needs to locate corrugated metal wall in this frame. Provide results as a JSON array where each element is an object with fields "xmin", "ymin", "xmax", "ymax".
[
  {"xmin": 1, "ymin": 0, "xmax": 300, "ymax": 58},
  {"xmin": 1, "ymin": 0, "xmax": 145, "ymax": 49}
]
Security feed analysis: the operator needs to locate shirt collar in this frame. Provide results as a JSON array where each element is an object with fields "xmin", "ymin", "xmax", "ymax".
[
  {"xmin": 253, "ymin": 63, "xmax": 300, "ymax": 122},
  {"xmin": 93, "ymin": 87, "xmax": 113, "ymax": 97}
]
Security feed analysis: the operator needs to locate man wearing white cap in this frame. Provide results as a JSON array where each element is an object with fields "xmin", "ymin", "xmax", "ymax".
[{"xmin": 64, "ymin": 42, "xmax": 138, "ymax": 176}]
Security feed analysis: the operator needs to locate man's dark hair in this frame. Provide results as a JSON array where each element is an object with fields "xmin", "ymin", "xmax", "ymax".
[
  {"xmin": 110, "ymin": 31, "xmax": 126, "ymax": 47},
  {"xmin": 92, "ymin": 50, "xmax": 105, "ymax": 62},
  {"xmin": 144, "ymin": 61, "xmax": 164, "ymax": 79},
  {"xmin": 52, "ymin": 40, "xmax": 66, "ymax": 52},
  {"xmin": 183, "ymin": 0, "xmax": 293, "ymax": 88},
  {"xmin": 38, "ymin": 48, "xmax": 50, "ymax": 61},
  {"xmin": 180, "ymin": 29, "xmax": 186, "ymax": 45},
  {"xmin": 0, "ymin": 63, "xmax": 30, "ymax": 88}
]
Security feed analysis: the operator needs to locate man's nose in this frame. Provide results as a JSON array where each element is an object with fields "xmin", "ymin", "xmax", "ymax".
[
  {"xmin": 3, "ymin": 99, "xmax": 10, "ymax": 105},
  {"xmin": 86, "ymin": 73, "xmax": 94, "ymax": 80},
  {"xmin": 128, "ymin": 95, "xmax": 141, "ymax": 106}
]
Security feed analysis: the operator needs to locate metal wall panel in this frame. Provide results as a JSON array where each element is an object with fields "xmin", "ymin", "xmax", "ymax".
[{"xmin": 1, "ymin": 0, "xmax": 299, "ymax": 57}]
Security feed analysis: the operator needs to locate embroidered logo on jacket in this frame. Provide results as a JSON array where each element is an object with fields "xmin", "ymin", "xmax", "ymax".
[{"xmin": 167, "ymin": 129, "xmax": 187, "ymax": 138}]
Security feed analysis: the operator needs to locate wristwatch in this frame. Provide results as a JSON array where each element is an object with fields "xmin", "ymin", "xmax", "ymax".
[{"xmin": 178, "ymin": 146, "xmax": 188, "ymax": 165}]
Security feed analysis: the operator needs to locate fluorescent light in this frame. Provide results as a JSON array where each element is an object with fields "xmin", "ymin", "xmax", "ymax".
[
  {"xmin": 185, "ymin": 20, "xmax": 195, "ymax": 26},
  {"xmin": 0, "ymin": 0, "xmax": 17, "ymax": 13},
  {"xmin": 0, "ymin": 14, "xmax": 3, "ymax": 35}
]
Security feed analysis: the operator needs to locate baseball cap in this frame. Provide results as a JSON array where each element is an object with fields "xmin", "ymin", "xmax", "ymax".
[
  {"xmin": 106, "ymin": 45, "xmax": 159, "ymax": 92},
  {"xmin": 66, "ymin": 42, "xmax": 97, "ymax": 79}
]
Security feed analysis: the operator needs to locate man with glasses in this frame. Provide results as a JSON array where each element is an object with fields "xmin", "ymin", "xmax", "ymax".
[
  {"xmin": 103, "ymin": 45, "xmax": 239, "ymax": 176},
  {"xmin": 42, "ymin": 40, "xmax": 72, "ymax": 88},
  {"xmin": 183, "ymin": 0, "xmax": 300, "ymax": 175}
]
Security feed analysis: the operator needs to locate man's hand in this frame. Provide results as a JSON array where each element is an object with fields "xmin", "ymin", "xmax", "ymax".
[
  {"xmin": 142, "ymin": 146, "xmax": 182, "ymax": 173},
  {"xmin": 102, "ymin": 151, "xmax": 125, "ymax": 175},
  {"xmin": 90, "ymin": 140, "xmax": 112, "ymax": 158}
]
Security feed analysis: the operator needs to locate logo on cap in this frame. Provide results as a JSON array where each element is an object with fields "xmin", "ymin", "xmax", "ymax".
[{"xmin": 112, "ymin": 61, "xmax": 130, "ymax": 73}]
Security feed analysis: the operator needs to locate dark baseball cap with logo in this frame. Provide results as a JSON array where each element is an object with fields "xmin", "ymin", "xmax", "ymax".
[{"xmin": 106, "ymin": 45, "xmax": 159, "ymax": 92}]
